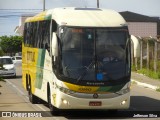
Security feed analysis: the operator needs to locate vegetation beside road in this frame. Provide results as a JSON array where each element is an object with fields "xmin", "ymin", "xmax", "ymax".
[
  {"xmin": 137, "ymin": 69, "xmax": 160, "ymax": 80},
  {"xmin": 132, "ymin": 60, "xmax": 160, "ymax": 80},
  {"xmin": 156, "ymin": 87, "xmax": 160, "ymax": 92},
  {"xmin": 0, "ymin": 35, "xmax": 22, "ymax": 56},
  {"xmin": 0, "ymin": 76, "xmax": 5, "ymax": 95},
  {"xmin": 0, "ymin": 77, "xmax": 5, "ymax": 82}
]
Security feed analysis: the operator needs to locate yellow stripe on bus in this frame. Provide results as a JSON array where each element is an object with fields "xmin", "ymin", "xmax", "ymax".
[
  {"xmin": 64, "ymin": 82, "xmax": 111, "ymax": 94},
  {"xmin": 25, "ymin": 11, "xmax": 47, "ymax": 22}
]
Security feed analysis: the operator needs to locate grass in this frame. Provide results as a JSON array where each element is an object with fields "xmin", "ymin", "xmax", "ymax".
[
  {"xmin": 131, "ymin": 80, "xmax": 137, "ymax": 85},
  {"xmin": 131, "ymin": 65, "xmax": 137, "ymax": 71},
  {"xmin": 137, "ymin": 69, "xmax": 160, "ymax": 80},
  {"xmin": 156, "ymin": 87, "xmax": 160, "ymax": 92},
  {"xmin": 0, "ymin": 76, "xmax": 5, "ymax": 82},
  {"xmin": 0, "ymin": 77, "xmax": 3, "ymax": 92}
]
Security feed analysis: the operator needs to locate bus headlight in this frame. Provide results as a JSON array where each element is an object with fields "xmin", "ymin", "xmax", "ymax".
[
  {"xmin": 61, "ymin": 99, "xmax": 69, "ymax": 105},
  {"xmin": 120, "ymin": 100, "xmax": 127, "ymax": 105},
  {"xmin": 115, "ymin": 87, "xmax": 130, "ymax": 95},
  {"xmin": 56, "ymin": 84, "xmax": 75, "ymax": 95}
]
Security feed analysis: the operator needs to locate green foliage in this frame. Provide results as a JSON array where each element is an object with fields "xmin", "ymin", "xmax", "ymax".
[
  {"xmin": 131, "ymin": 81, "xmax": 137, "ymax": 85},
  {"xmin": 137, "ymin": 69, "xmax": 160, "ymax": 80},
  {"xmin": 0, "ymin": 79, "xmax": 5, "ymax": 82},
  {"xmin": 156, "ymin": 87, "xmax": 160, "ymax": 92},
  {"xmin": 131, "ymin": 65, "xmax": 137, "ymax": 71},
  {"xmin": 0, "ymin": 63, "xmax": 5, "ymax": 82},
  {"xmin": 149, "ymin": 60, "xmax": 160, "ymax": 71},
  {"xmin": 143, "ymin": 38, "xmax": 155, "ymax": 46},
  {"xmin": 0, "ymin": 64, "xmax": 4, "ymax": 70},
  {"xmin": 0, "ymin": 77, "xmax": 3, "ymax": 81},
  {"xmin": 148, "ymin": 39, "xmax": 155, "ymax": 46},
  {"xmin": 0, "ymin": 35, "xmax": 23, "ymax": 55},
  {"xmin": 0, "ymin": 49, "xmax": 4, "ymax": 56}
]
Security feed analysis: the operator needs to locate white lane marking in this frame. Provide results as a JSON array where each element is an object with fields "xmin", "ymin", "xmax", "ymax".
[
  {"xmin": 35, "ymin": 104, "xmax": 46, "ymax": 111},
  {"xmin": 6, "ymin": 80, "xmax": 25, "ymax": 95},
  {"xmin": 5, "ymin": 80, "xmax": 48, "ymax": 112},
  {"xmin": 131, "ymin": 79, "xmax": 158, "ymax": 90}
]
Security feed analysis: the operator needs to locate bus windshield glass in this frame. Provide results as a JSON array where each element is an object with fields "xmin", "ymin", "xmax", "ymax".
[{"xmin": 59, "ymin": 27, "xmax": 130, "ymax": 82}]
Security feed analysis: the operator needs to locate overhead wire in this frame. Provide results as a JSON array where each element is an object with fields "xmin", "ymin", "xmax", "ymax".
[
  {"xmin": 0, "ymin": 9, "xmax": 41, "ymax": 35},
  {"xmin": 0, "ymin": 9, "xmax": 42, "ymax": 10}
]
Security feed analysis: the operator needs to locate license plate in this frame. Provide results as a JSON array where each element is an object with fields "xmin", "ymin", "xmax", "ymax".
[{"xmin": 89, "ymin": 101, "xmax": 102, "ymax": 106}]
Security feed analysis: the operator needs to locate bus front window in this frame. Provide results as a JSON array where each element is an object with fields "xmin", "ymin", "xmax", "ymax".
[
  {"xmin": 60, "ymin": 28, "xmax": 95, "ymax": 80},
  {"xmin": 96, "ymin": 29, "xmax": 127, "ymax": 80},
  {"xmin": 59, "ymin": 27, "xmax": 130, "ymax": 83}
]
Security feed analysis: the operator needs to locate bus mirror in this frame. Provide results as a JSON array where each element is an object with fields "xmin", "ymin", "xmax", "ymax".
[
  {"xmin": 52, "ymin": 33, "xmax": 58, "ymax": 56},
  {"xmin": 131, "ymin": 35, "xmax": 140, "ymax": 58}
]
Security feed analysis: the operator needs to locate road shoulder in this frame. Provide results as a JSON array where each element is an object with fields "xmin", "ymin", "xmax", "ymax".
[{"xmin": 131, "ymin": 72, "xmax": 160, "ymax": 91}]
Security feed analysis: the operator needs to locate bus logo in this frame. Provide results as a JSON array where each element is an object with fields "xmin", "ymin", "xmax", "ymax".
[
  {"xmin": 93, "ymin": 93, "xmax": 99, "ymax": 98},
  {"xmin": 78, "ymin": 88, "xmax": 92, "ymax": 92}
]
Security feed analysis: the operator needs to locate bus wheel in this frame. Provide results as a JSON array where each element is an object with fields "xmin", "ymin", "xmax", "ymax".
[
  {"xmin": 48, "ymin": 88, "xmax": 59, "ymax": 115},
  {"xmin": 28, "ymin": 83, "xmax": 38, "ymax": 104}
]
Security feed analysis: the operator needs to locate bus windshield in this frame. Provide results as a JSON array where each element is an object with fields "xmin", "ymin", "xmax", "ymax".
[{"xmin": 59, "ymin": 27, "xmax": 130, "ymax": 83}]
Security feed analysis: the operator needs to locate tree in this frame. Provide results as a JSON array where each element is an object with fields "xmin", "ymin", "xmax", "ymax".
[
  {"xmin": 0, "ymin": 49, "xmax": 4, "ymax": 56},
  {"xmin": 0, "ymin": 35, "xmax": 23, "ymax": 56}
]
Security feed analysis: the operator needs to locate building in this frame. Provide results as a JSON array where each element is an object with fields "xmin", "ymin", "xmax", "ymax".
[
  {"xmin": 15, "ymin": 11, "xmax": 160, "ymax": 39},
  {"xmin": 120, "ymin": 11, "xmax": 160, "ymax": 38},
  {"xmin": 14, "ymin": 15, "xmax": 34, "ymax": 35}
]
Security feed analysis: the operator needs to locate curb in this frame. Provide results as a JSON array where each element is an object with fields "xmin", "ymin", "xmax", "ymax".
[{"xmin": 131, "ymin": 79, "xmax": 159, "ymax": 91}]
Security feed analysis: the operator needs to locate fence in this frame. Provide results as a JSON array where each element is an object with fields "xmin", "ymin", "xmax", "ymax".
[{"xmin": 132, "ymin": 36, "xmax": 160, "ymax": 73}]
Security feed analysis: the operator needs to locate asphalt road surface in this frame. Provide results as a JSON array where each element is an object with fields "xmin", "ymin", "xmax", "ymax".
[{"xmin": 0, "ymin": 65, "xmax": 160, "ymax": 120}]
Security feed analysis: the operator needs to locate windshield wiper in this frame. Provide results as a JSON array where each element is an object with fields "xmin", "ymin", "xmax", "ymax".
[
  {"xmin": 76, "ymin": 60, "xmax": 95, "ymax": 83},
  {"xmin": 76, "ymin": 59, "xmax": 113, "ymax": 83}
]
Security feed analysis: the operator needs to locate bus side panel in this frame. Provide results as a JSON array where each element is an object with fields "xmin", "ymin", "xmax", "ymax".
[
  {"xmin": 34, "ymin": 50, "xmax": 53, "ymax": 102},
  {"xmin": 35, "ymin": 49, "xmax": 46, "ymax": 89},
  {"xmin": 22, "ymin": 44, "xmax": 28, "ymax": 90},
  {"xmin": 22, "ymin": 45, "xmax": 52, "ymax": 102},
  {"xmin": 22, "ymin": 45, "xmax": 39, "ymax": 93}
]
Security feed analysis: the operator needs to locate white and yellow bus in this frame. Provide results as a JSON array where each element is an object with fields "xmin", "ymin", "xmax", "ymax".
[{"xmin": 22, "ymin": 7, "xmax": 131, "ymax": 114}]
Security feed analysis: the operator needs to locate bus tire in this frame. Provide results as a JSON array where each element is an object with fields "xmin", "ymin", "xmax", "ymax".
[
  {"xmin": 47, "ymin": 85, "xmax": 59, "ymax": 115},
  {"xmin": 28, "ymin": 80, "xmax": 38, "ymax": 104},
  {"xmin": 26, "ymin": 74, "xmax": 29, "ymax": 91}
]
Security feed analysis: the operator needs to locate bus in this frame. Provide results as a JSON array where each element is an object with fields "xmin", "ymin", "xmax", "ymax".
[{"xmin": 22, "ymin": 7, "xmax": 131, "ymax": 114}]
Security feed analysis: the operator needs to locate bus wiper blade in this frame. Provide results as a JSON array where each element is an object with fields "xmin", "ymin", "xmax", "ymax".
[{"xmin": 76, "ymin": 60, "xmax": 95, "ymax": 83}]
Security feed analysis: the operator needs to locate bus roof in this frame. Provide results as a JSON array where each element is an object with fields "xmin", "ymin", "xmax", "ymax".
[
  {"xmin": 25, "ymin": 11, "xmax": 51, "ymax": 22},
  {"xmin": 25, "ymin": 7, "xmax": 127, "ymax": 27}
]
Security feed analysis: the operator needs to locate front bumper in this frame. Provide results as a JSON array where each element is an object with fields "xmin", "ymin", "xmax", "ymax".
[
  {"xmin": 52, "ymin": 91, "xmax": 130, "ymax": 110},
  {"xmin": 0, "ymin": 70, "xmax": 16, "ymax": 77}
]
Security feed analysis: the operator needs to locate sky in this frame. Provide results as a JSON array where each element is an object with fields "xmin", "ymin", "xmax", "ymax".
[{"xmin": 0, "ymin": 0, "xmax": 160, "ymax": 36}]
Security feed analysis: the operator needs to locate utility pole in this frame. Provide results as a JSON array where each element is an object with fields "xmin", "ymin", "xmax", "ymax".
[
  {"xmin": 43, "ymin": 0, "xmax": 45, "ymax": 11},
  {"xmin": 154, "ymin": 39, "xmax": 157, "ymax": 73},
  {"xmin": 97, "ymin": 0, "xmax": 99, "ymax": 8}
]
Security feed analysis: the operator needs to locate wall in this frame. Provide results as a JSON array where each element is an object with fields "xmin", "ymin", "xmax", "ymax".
[{"xmin": 128, "ymin": 22, "xmax": 157, "ymax": 38}]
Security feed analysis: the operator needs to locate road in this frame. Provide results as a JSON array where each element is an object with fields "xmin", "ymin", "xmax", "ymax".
[{"xmin": 0, "ymin": 65, "xmax": 160, "ymax": 120}]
